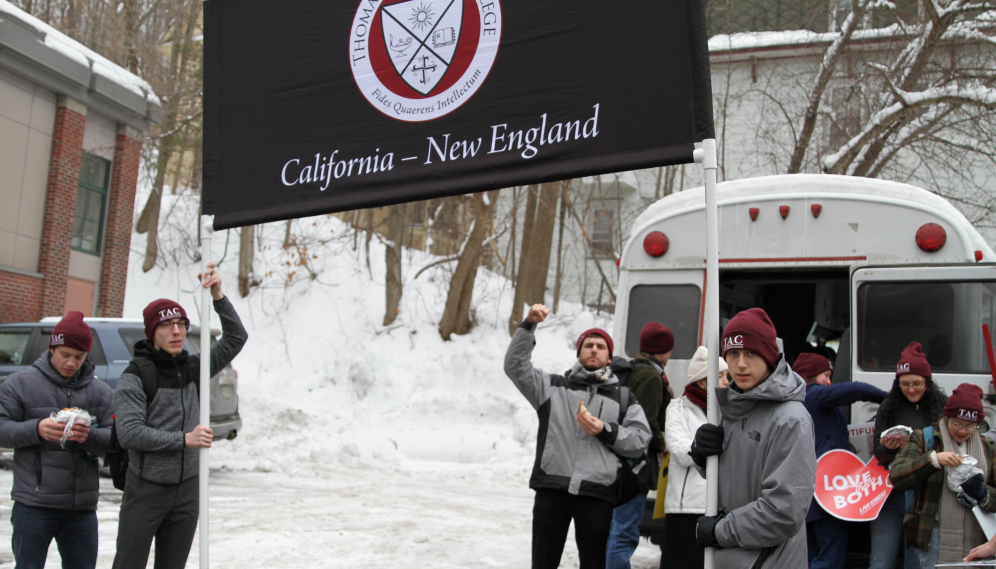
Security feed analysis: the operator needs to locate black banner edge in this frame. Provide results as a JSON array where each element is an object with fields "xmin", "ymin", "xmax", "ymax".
[{"xmin": 686, "ymin": 0, "xmax": 716, "ymax": 141}]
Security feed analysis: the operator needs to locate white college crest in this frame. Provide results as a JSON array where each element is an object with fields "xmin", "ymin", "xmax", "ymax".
[{"xmin": 349, "ymin": 0, "xmax": 502, "ymax": 121}]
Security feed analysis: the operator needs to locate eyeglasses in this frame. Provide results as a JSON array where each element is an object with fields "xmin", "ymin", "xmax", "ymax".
[
  {"xmin": 949, "ymin": 420, "xmax": 979, "ymax": 432},
  {"xmin": 900, "ymin": 381, "xmax": 925, "ymax": 389},
  {"xmin": 158, "ymin": 320, "xmax": 187, "ymax": 331}
]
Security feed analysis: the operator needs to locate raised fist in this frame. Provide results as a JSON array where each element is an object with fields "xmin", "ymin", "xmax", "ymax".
[{"xmin": 527, "ymin": 304, "xmax": 550, "ymax": 324}]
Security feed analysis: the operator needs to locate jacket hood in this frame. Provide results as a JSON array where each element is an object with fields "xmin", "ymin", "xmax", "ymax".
[
  {"xmin": 32, "ymin": 351, "xmax": 95, "ymax": 389},
  {"xmin": 717, "ymin": 356, "xmax": 806, "ymax": 420},
  {"xmin": 133, "ymin": 338, "xmax": 189, "ymax": 364}
]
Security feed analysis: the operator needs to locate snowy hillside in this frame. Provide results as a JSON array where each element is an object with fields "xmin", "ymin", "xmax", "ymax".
[{"xmin": 123, "ymin": 192, "xmax": 613, "ymax": 480}]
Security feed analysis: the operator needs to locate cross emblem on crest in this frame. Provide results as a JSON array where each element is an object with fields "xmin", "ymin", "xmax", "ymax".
[{"xmin": 411, "ymin": 55, "xmax": 437, "ymax": 85}]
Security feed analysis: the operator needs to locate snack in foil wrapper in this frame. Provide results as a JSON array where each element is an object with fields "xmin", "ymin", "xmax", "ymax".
[
  {"xmin": 49, "ymin": 408, "xmax": 93, "ymax": 447},
  {"xmin": 947, "ymin": 455, "xmax": 983, "ymax": 493},
  {"xmin": 881, "ymin": 425, "xmax": 913, "ymax": 439}
]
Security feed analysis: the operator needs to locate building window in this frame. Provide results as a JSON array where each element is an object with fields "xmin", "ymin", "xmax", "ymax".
[
  {"xmin": 72, "ymin": 153, "xmax": 110, "ymax": 255},
  {"xmin": 590, "ymin": 209, "xmax": 614, "ymax": 257}
]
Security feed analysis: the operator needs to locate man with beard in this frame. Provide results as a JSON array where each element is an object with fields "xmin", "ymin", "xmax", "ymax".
[{"xmin": 505, "ymin": 304, "xmax": 651, "ymax": 569}]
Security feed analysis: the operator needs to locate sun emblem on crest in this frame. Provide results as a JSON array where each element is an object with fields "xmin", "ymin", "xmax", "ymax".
[{"xmin": 409, "ymin": 2, "xmax": 435, "ymax": 32}]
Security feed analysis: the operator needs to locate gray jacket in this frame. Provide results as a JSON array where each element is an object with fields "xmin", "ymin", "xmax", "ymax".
[
  {"xmin": 0, "ymin": 353, "xmax": 114, "ymax": 510},
  {"xmin": 114, "ymin": 296, "xmax": 246, "ymax": 484},
  {"xmin": 698, "ymin": 358, "xmax": 816, "ymax": 569},
  {"xmin": 504, "ymin": 323, "xmax": 651, "ymax": 503}
]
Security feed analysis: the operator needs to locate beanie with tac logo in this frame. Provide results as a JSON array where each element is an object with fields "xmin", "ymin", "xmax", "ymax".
[
  {"xmin": 639, "ymin": 322, "xmax": 675, "ymax": 354},
  {"xmin": 49, "ymin": 311, "xmax": 92, "ymax": 352},
  {"xmin": 793, "ymin": 353, "xmax": 833, "ymax": 380},
  {"xmin": 943, "ymin": 383, "xmax": 983, "ymax": 422},
  {"xmin": 576, "ymin": 328, "xmax": 613, "ymax": 356},
  {"xmin": 143, "ymin": 299, "xmax": 189, "ymax": 339},
  {"xmin": 721, "ymin": 307, "xmax": 779, "ymax": 368},
  {"xmin": 895, "ymin": 342, "xmax": 931, "ymax": 379}
]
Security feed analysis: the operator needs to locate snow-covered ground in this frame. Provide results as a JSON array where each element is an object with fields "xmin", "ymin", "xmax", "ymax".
[{"xmin": 0, "ymin": 195, "xmax": 662, "ymax": 568}]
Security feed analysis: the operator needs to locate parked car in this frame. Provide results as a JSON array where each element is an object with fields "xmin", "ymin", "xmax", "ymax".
[{"xmin": 0, "ymin": 317, "xmax": 241, "ymax": 441}]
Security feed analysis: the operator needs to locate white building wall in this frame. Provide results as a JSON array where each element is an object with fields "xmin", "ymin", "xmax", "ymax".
[{"xmin": 0, "ymin": 67, "xmax": 55, "ymax": 274}]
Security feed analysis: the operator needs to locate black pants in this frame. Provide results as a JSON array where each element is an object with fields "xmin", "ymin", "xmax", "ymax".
[
  {"xmin": 532, "ymin": 489, "xmax": 614, "ymax": 569},
  {"xmin": 112, "ymin": 471, "xmax": 199, "ymax": 569},
  {"xmin": 664, "ymin": 513, "xmax": 705, "ymax": 569}
]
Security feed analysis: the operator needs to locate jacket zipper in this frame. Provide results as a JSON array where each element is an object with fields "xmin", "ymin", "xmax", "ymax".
[
  {"xmin": 179, "ymin": 366, "xmax": 185, "ymax": 483},
  {"xmin": 66, "ymin": 386, "xmax": 76, "ymax": 510},
  {"xmin": 678, "ymin": 469, "xmax": 691, "ymax": 509}
]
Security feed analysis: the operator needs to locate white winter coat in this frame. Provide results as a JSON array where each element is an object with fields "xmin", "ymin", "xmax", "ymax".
[{"xmin": 664, "ymin": 395, "xmax": 708, "ymax": 514}]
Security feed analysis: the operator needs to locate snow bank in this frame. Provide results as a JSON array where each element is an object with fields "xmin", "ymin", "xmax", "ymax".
[{"xmin": 123, "ymin": 190, "xmax": 612, "ymax": 479}]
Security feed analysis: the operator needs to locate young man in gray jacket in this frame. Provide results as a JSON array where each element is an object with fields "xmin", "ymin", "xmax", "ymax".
[
  {"xmin": 111, "ymin": 263, "xmax": 247, "ymax": 569},
  {"xmin": 505, "ymin": 304, "xmax": 651, "ymax": 569},
  {"xmin": 0, "ymin": 311, "xmax": 114, "ymax": 569},
  {"xmin": 690, "ymin": 308, "xmax": 816, "ymax": 569}
]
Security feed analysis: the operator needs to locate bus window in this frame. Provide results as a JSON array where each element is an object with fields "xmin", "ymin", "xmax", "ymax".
[
  {"xmin": 625, "ymin": 285, "xmax": 701, "ymax": 358},
  {"xmin": 857, "ymin": 281, "xmax": 996, "ymax": 374}
]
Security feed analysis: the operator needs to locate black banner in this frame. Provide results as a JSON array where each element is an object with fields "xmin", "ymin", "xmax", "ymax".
[{"xmin": 203, "ymin": 0, "xmax": 714, "ymax": 230}]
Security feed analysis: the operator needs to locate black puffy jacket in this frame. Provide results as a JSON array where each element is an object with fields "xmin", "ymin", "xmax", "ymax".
[{"xmin": 0, "ymin": 353, "xmax": 114, "ymax": 510}]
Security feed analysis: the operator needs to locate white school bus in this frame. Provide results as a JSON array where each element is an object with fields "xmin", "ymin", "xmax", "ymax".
[{"xmin": 613, "ymin": 174, "xmax": 996, "ymax": 428}]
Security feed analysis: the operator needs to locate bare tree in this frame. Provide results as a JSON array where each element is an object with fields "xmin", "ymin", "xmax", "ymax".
[
  {"xmin": 383, "ymin": 203, "xmax": 409, "ymax": 326},
  {"xmin": 507, "ymin": 183, "xmax": 558, "ymax": 335},
  {"xmin": 438, "ymin": 190, "xmax": 499, "ymax": 340},
  {"xmin": 238, "ymin": 225, "xmax": 254, "ymax": 297}
]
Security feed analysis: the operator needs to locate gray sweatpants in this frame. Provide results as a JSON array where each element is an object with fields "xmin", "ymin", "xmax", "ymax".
[{"xmin": 111, "ymin": 471, "xmax": 198, "ymax": 569}]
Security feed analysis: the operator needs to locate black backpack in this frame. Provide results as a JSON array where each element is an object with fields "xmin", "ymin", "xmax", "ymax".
[
  {"xmin": 611, "ymin": 385, "xmax": 658, "ymax": 505},
  {"xmin": 104, "ymin": 358, "xmax": 157, "ymax": 491}
]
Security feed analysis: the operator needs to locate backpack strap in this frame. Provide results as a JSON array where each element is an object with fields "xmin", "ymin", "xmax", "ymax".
[
  {"xmin": 131, "ymin": 357, "xmax": 158, "ymax": 407},
  {"xmin": 127, "ymin": 357, "xmax": 158, "ymax": 476}
]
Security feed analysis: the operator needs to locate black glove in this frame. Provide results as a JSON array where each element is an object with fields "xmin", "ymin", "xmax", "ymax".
[
  {"xmin": 962, "ymin": 473, "xmax": 988, "ymax": 504},
  {"xmin": 695, "ymin": 513, "xmax": 725, "ymax": 548},
  {"xmin": 689, "ymin": 423, "xmax": 725, "ymax": 468}
]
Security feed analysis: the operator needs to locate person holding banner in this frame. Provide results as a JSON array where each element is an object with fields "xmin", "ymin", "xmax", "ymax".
[
  {"xmin": 796, "ymin": 353, "xmax": 887, "ymax": 569},
  {"xmin": 504, "ymin": 304, "xmax": 651, "ymax": 569},
  {"xmin": 662, "ymin": 345, "xmax": 728, "ymax": 569},
  {"xmin": 111, "ymin": 263, "xmax": 247, "ymax": 569},
  {"xmin": 869, "ymin": 342, "xmax": 947, "ymax": 569},
  {"xmin": 689, "ymin": 308, "xmax": 817, "ymax": 568},
  {"xmin": 890, "ymin": 383, "xmax": 996, "ymax": 567}
]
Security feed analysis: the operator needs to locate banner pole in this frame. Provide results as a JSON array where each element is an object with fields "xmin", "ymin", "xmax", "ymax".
[
  {"xmin": 199, "ymin": 214, "xmax": 214, "ymax": 569},
  {"xmin": 695, "ymin": 139, "xmax": 720, "ymax": 569}
]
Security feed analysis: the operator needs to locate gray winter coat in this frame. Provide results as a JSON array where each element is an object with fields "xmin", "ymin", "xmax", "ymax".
[
  {"xmin": 114, "ymin": 296, "xmax": 246, "ymax": 484},
  {"xmin": 0, "ymin": 353, "xmax": 114, "ymax": 510},
  {"xmin": 698, "ymin": 358, "xmax": 816, "ymax": 569},
  {"xmin": 504, "ymin": 322, "xmax": 651, "ymax": 503}
]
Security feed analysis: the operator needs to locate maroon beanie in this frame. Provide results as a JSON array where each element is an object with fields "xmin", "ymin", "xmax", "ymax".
[
  {"xmin": 896, "ymin": 342, "xmax": 931, "ymax": 379},
  {"xmin": 143, "ymin": 299, "xmax": 189, "ymax": 339},
  {"xmin": 576, "ymin": 328, "xmax": 613, "ymax": 356},
  {"xmin": 50, "ymin": 311, "xmax": 92, "ymax": 352},
  {"xmin": 793, "ymin": 353, "xmax": 832, "ymax": 379},
  {"xmin": 722, "ymin": 308, "xmax": 779, "ymax": 368},
  {"xmin": 640, "ymin": 322, "xmax": 675, "ymax": 354},
  {"xmin": 944, "ymin": 383, "xmax": 984, "ymax": 422}
]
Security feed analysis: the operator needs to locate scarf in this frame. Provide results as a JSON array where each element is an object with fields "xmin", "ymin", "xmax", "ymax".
[
  {"xmin": 936, "ymin": 417, "xmax": 988, "ymax": 562},
  {"xmin": 683, "ymin": 382, "xmax": 708, "ymax": 411},
  {"xmin": 568, "ymin": 360, "xmax": 612, "ymax": 383}
]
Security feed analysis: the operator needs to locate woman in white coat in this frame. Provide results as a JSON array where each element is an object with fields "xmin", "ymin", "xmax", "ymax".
[{"xmin": 662, "ymin": 345, "xmax": 728, "ymax": 568}]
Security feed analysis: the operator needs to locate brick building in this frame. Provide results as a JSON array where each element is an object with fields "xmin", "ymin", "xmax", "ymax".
[{"xmin": 0, "ymin": 2, "xmax": 161, "ymax": 322}]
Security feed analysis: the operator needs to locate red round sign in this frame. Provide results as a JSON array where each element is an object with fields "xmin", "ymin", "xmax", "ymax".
[{"xmin": 814, "ymin": 449, "xmax": 893, "ymax": 521}]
